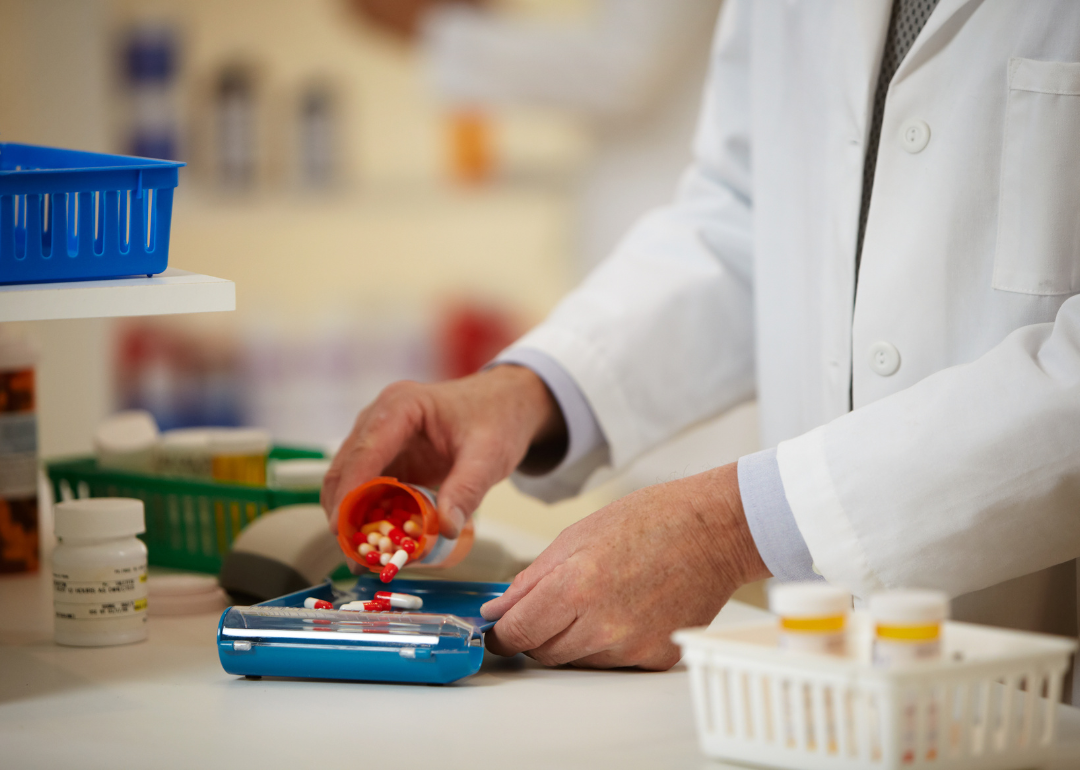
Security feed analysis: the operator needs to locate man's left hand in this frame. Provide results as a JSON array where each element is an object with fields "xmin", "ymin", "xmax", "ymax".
[{"xmin": 480, "ymin": 462, "xmax": 770, "ymax": 669}]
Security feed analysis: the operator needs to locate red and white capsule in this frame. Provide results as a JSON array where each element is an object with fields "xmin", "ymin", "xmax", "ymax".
[
  {"xmin": 303, "ymin": 597, "xmax": 334, "ymax": 610},
  {"xmin": 375, "ymin": 591, "xmax": 423, "ymax": 610},
  {"xmin": 339, "ymin": 599, "xmax": 392, "ymax": 612},
  {"xmin": 380, "ymin": 549, "xmax": 410, "ymax": 583}
]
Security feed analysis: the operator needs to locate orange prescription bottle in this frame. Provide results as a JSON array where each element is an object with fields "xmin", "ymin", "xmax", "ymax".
[
  {"xmin": 0, "ymin": 333, "xmax": 38, "ymax": 574},
  {"xmin": 336, "ymin": 477, "xmax": 474, "ymax": 576}
]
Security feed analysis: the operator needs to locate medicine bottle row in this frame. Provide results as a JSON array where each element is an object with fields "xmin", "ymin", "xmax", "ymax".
[
  {"xmin": 769, "ymin": 582, "xmax": 948, "ymax": 665},
  {"xmin": 93, "ymin": 410, "xmax": 271, "ymax": 486},
  {"xmin": 770, "ymin": 582, "xmax": 949, "ymax": 764}
]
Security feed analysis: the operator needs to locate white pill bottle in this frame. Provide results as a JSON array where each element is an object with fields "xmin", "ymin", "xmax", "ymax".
[
  {"xmin": 869, "ymin": 589, "xmax": 948, "ymax": 666},
  {"xmin": 769, "ymin": 581, "xmax": 851, "ymax": 656},
  {"xmin": 53, "ymin": 498, "xmax": 149, "ymax": 647},
  {"xmin": 870, "ymin": 589, "xmax": 948, "ymax": 764}
]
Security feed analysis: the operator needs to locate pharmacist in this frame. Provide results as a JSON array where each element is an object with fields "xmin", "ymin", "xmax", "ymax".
[{"xmin": 325, "ymin": 1, "xmax": 1080, "ymax": 672}]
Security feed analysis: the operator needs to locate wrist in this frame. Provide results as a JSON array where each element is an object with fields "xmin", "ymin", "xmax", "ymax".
[
  {"xmin": 487, "ymin": 363, "xmax": 567, "ymax": 446},
  {"xmin": 680, "ymin": 463, "xmax": 771, "ymax": 589}
]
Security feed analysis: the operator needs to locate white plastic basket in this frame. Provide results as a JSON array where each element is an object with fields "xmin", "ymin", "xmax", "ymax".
[{"xmin": 673, "ymin": 614, "xmax": 1076, "ymax": 770}]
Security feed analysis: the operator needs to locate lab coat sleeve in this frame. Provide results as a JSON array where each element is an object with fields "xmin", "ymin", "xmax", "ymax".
[
  {"xmin": 777, "ymin": 299, "xmax": 1080, "ymax": 599},
  {"xmin": 497, "ymin": 0, "xmax": 756, "ymax": 499},
  {"xmin": 739, "ymin": 448, "xmax": 820, "ymax": 583},
  {"xmin": 491, "ymin": 348, "xmax": 610, "ymax": 504}
]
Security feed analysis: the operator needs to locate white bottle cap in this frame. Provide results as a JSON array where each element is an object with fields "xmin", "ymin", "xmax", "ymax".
[
  {"xmin": 147, "ymin": 574, "xmax": 228, "ymax": 616},
  {"xmin": 208, "ymin": 427, "xmax": 271, "ymax": 456},
  {"xmin": 54, "ymin": 498, "xmax": 145, "ymax": 539},
  {"xmin": 160, "ymin": 427, "xmax": 216, "ymax": 451},
  {"xmin": 267, "ymin": 458, "xmax": 331, "ymax": 489},
  {"xmin": 769, "ymin": 582, "xmax": 851, "ymax": 618},
  {"xmin": 869, "ymin": 589, "xmax": 949, "ymax": 625},
  {"xmin": 94, "ymin": 410, "xmax": 160, "ymax": 453}
]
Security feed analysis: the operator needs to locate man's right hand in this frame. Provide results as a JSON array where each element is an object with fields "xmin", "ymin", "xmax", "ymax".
[{"xmin": 321, "ymin": 365, "xmax": 564, "ymax": 564}]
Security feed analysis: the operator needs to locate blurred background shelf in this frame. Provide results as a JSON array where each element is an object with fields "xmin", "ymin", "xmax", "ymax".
[{"xmin": 0, "ymin": 267, "xmax": 235, "ymax": 322}]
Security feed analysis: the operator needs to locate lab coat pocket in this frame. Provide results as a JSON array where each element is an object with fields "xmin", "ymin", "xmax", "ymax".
[{"xmin": 994, "ymin": 58, "xmax": 1080, "ymax": 296}]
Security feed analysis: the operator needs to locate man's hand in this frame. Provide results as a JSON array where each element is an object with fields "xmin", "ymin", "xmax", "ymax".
[
  {"xmin": 322, "ymin": 366, "xmax": 564, "ymax": 555},
  {"xmin": 480, "ymin": 463, "xmax": 770, "ymax": 669}
]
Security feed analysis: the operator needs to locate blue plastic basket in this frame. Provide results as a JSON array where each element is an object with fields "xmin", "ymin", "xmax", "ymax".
[{"xmin": 0, "ymin": 143, "xmax": 184, "ymax": 284}]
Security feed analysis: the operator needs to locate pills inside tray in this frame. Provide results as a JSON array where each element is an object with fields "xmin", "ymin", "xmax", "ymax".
[{"xmin": 216, "ymin": 575, "xmax": 509, "ymax": 684}]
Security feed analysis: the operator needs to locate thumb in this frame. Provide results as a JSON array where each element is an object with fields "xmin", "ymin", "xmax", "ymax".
[{"xmin": 436, "ymin": 438, "xmax": 512, "ymax": 538}]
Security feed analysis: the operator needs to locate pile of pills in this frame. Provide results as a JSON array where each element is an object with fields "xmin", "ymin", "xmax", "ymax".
[
  {"xmin": 350, "ymin": 510, "xmax": 424, "ymax": 582},
  {"xmin": 303, "ymin": 591, "xmax": 423, "ymax": 613}
]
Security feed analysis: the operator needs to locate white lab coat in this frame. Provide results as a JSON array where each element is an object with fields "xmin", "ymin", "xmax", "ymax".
[{"xmin": 511, "ymin": 0, "xmax": 1080, "ymax": 622}]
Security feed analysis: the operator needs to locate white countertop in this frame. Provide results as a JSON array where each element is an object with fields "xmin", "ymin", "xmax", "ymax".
[{"xmin": 3, "ymin": 564, "xmax": 1080, "ymax": 770}]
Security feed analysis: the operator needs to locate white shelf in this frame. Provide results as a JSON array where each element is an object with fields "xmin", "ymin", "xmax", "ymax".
[{"xmin": 0, "ymin": 267, "xmax": 235, "ymax": 322}]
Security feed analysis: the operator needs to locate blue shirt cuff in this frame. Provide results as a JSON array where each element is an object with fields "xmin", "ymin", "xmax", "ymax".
[
  {"xmin": 491, "ymin": 348, "xmax": 608, "ymax": 475},
  {"xmin": 738, "ymin": 447, "xmax": 821, "ymax": 583}
]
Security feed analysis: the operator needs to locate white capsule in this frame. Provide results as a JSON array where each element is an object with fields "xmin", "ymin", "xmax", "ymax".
[
  {"xmin": 359, "ymin": 542, "xmax": 374, "ymax": 556},
  {"xmin": 390, "ymin": 549, "xmax": 408, "ymax": 569},
  {"xmin": 367, "ymin": 532, "xmax": 381, "ymax": 546},
  {"xmin": 378, "ymin": 520, "xmax": 395, "ymax": 536},
  {"xmin": 380, "ymin": 551, "xmax": 392, "ymax": 566},
  {"xmin": 339, "ymin": 600, "xmax": 386, "ymax": 612},
  {"xmin": 375, "ymin": 591, "xmax": 423, "ymax": 610},
  {"xmin": 403, "ymin": 520, "xmax": 421, "ymax": 537},
  {"xmin": 378, "ymin": 536, "xmax": 394, "ymax": 553}
]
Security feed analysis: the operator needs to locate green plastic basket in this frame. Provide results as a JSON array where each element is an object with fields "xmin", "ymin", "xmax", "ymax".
[{"xmin": 46, "ymin": 446, "xmax": 325, "ymax": 574}]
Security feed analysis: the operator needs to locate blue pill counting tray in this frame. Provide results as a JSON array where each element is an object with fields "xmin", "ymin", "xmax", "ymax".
[{"xmin": 217, "ymin": 576, "xmax": 509, "ymax": 685}]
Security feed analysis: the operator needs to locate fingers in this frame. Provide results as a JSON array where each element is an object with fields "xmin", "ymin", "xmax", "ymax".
[
  {"xmin": 480, "ymin": 537, "xmax": 573, "ymax": 621},
  {"xmin": 485, "ymin": 566, "xmax": 579, "ymax": 658},
  {"xmin": 435, "ymin": 434, "xmax": 515, "ymax": 538},
  {"xmin": 321, "ymin": 386, "xmax": 424, "ymax": 528}
]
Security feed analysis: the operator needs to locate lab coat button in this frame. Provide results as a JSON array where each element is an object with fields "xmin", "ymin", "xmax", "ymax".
[
  {"xmin": 869, "ymin": 341, "xmax": 901, "ymax": 376},
  {"xmin": 900, "ymin": 119, "xmax": 931, "ymax": 153}
]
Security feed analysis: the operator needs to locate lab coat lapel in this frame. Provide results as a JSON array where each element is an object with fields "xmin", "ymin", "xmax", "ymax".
[{"xmin": 892, "ymin": 0, "xmax": 986, "ymax": 85}]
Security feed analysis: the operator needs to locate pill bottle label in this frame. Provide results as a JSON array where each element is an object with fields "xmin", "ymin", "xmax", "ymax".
[
  {"xmin": 873, "ymin": 636, "xmax": 940, "ymax": 667},
  {"xmin": 212, "ymin": 453, "xmax": 267, "ymax": 486},
  {"xmin": 778, "ymin": 614, "xmax": 847, "ymax": 656},
  {"xmin": 779, "ymin": 630, "xmax": 846, "ymax": 656},
  {"xmin": 0, "ymin": 367, "xmax": 39, "ymax": 574},
  {"xmin": 0, "ymin": 411, "xmax": 37, "ymax": 497},
  {"xmin": 53, "ymin": 562, "xmax": 149, "ymax": 621}
]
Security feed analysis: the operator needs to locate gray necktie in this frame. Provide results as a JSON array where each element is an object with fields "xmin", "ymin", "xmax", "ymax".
[{"xmin": 854, "ymin": 0, "xmax": 941, "ymax": 281}]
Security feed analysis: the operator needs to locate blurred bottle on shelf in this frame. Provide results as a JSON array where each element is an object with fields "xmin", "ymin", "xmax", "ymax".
[
  {"xmin": 216, "ymin": 64, "xmax": 257, "ymax": 188},
  {"xmin": 298, "ymin": 81, "xmax": 337, "ymax": 189},
  {"xmin": 122, "ymin": 23, "xmax": 180, "ymax": 160},
  {"xmin": 435, "ymin": 301, "xmax": 519, "ymax": 380},
  {"xmin": 448, "ymin": 108, "xmax": 493, "ymax": 185},
  {"xmin": 116, "ymin": 320, "xmax": 242, "ymax": 431}
]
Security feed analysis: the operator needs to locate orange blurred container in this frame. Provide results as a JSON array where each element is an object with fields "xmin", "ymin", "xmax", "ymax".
[
  {"xmin": 448, "ymin": 109, "xmax": 493, "ymax": 184},
  {"xmin": 337, "ymin": 477, "xmax": 473, "ymax": 575}
]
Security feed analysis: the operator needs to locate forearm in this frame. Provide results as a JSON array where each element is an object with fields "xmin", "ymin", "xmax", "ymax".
[{"xmin": 689, "ymin": 463, "xmax": 771, "ymax": 589}]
